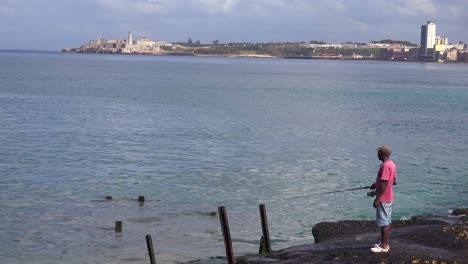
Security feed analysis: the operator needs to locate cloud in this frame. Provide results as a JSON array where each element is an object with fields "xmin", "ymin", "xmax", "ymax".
[
  {"xmin": 395, "ymin": 0, "xmax": 437, "ymax": 16},
  {"xmin": 96, "ymin": 0, "xmax": 170, "ymax": 14},
  {"xmin": 95, "ymin": 0, "xmax": 313, "ymax": 17},
  {"xmin": 0, "ymin": 0, "xmax": 21, "ymax": 16},
  {"xmin": 96, "ymin": 0, "xmax": 242, "ymax": 15},
  {"xmin": 88, "ymin": 0, "xmax": 464, "ymax": 43},
  {"xmin": 198, "ymin": 0, "xmax": 237, "ymax": 14},
  {"xmin": 350, "ymin": 18, "xmax": 371, "ymax": 33},
  {"xmin": 0, "ymin": 0, "xmax": 466, "ymax": 50}
]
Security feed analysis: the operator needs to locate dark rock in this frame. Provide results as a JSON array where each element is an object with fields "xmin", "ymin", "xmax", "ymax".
[
  {"xmin": 238, "ymin": 212, "xmax": 468, "ymax": 264},
  {"xmin": 312, "ymin": 216, "xmax": 448, "ymax": 243},
  {"xmin": 452, "ymin": 208, "xmax": 468, "ymax": 216},
  {"xmin": 312, "ymin": 220, "xmax": 375, "ymax": 243},
  {"xmin": 105, "ymin": 196, "xmax": 112, "ymax": 200},
  {"xmin": 209, "ymin": 211, "xmax": 217, "ymax": 217}
]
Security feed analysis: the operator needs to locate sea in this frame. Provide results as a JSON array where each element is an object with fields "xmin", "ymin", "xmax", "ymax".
[{"xmin": 0, "ymin": 50, "xmax": 467, "ymax": 264}]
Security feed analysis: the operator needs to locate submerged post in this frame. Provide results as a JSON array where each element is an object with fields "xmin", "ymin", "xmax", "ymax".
[
  {"xmin": 259, "ymin": 204, "xmax": 272, "ymax": 254},
  {"xmin": 138, "ymin": 195, "xmax": 145, "ymax": 206},
  {"xmin": 146, "ymin": 234, "xmax": 156, "ymax": 264},
  {"xmin": 218, "ymin": 206, "xmax": 235, "ymax": 264},
  {"xmin": 115, "ymin": 221, "xmax": 123, "ymax": 233}
]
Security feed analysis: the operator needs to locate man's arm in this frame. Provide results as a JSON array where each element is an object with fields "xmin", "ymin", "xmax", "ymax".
[{"xmin": 373, "ymin": 180, "xmax": 388, "ymax": 208}]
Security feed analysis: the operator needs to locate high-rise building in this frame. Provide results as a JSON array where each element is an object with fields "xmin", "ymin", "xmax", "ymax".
[
  {"xmin": 420, "ymin": 21, "xmax": 436, "ymax": 58},
  {"xmin": 128, "ymin": 30, "xmax": 133, "ymax": 46}
]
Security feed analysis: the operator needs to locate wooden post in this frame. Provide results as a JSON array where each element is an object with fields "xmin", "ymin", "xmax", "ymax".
[
  {"xmin": 146, "ymin": 234, "xmax": 157, "ymax": 264},
  {"xmin": 259, "ymin": 204, "xmax": 272, "ymax": 254},
  {"xmin": 115, "ymin": 221, "xmax": 123, "ymax": 233},
  {"xmin": 258, "ymin": 235, "xmax": 265, "ymax": 254},
  {"xmin": 218, "ymin": 206, "xmax": 235, "ymax": 264}
]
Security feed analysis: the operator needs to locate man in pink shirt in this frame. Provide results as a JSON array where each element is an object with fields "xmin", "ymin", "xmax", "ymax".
[{"xmin": 370, "ymin": 145, "xmax": 397, "ymax": 253}]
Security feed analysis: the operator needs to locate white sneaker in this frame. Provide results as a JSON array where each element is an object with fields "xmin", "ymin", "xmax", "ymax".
[
  {"xmin": 370, "ymin": 245, "xmax": 389, "ymax": 253},
  {"xmin": 373, "ymin": 243, "xmax": 390, "ymax": 250}
]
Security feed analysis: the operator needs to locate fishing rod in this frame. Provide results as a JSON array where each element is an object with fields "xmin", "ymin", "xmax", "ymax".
[{"xmin": 280, "ymin": 185, "xmax": 372, "ymax": 201}]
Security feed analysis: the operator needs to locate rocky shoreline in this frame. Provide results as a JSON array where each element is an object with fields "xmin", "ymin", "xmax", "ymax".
[{"xmin": 237, "ymin": 208, "xmax": 468, "ymax": 264}]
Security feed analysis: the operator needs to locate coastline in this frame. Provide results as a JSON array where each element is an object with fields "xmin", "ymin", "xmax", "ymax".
[{"xmin": 59, "ymin": 49, "xmax": 468, "ymax": 64}]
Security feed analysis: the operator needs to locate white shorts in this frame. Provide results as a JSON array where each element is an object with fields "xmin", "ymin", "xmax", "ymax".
[{"xmin": 376, "ymin": 202, "xmax": 392, "ymax": 227}]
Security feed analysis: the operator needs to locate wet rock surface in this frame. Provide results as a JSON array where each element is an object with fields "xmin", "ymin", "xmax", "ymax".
[
  {"xmin": 237, "ymin": 209, "xmax": 468, "ymax": 264},
  {"xmin": 311, "ymin": 216, "xmax": 449, "ymax": 243},
  {"xmin": 452, "ymin": 208, "xmax": 468, "ymax": 216}
]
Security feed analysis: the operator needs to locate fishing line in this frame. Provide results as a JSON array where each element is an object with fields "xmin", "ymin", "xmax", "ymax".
[{"xmin": 277, "ymin": 186, "xmax": 371, "ymax": 202}]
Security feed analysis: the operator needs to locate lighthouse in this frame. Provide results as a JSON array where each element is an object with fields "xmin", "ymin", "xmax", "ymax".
[{"xmin": 128, "ymin": 30, "xmax": 133, "ymax": 46}]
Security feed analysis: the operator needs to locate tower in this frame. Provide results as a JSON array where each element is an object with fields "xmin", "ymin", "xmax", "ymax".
[
  {"xmin": 128, "ymin": 30, "xmax": 133, "ymax": 46},
  {"xmin": 420, "ymin": 21, "xmax": 436, "ymax": 58}
]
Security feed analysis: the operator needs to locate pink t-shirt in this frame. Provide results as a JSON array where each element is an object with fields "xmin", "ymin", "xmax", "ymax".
[{"xmin": 375, "ymin": 159, "xmax": 396, "ymax": 202}]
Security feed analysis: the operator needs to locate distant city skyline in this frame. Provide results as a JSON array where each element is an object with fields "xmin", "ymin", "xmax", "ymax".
[{"xmin": 1, "ymin": 0, "xmax": 467, "ymax": 51}]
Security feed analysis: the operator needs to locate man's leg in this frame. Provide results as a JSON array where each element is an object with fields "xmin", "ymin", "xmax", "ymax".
[
  {"xmin": 381, "ymin": 224, "xmax": 391, "ymax": 249},
  {"xmin": 374, "ymin": 202, "xmax": 392, "ymax": 252}
]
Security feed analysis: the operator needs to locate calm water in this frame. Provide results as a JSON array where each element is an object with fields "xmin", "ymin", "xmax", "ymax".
[{"xmin": 1, "ymin": 51, "xmax": 467, "ymax": 264}]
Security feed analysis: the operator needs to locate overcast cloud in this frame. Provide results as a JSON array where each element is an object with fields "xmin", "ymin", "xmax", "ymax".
[{"xmin": 1, "ymin": 0, "xmax": 467, "ymax": 50}]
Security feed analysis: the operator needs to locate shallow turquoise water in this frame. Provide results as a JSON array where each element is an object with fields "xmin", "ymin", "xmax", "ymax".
[{"xmin": 0, "ymin": 51, "xmax": 467, "ymax": 263}]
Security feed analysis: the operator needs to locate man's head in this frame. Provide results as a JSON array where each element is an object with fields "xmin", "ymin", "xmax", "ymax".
[{"xmin": 377, "ymin": 145, "xmax": 392, "ymax": 161}]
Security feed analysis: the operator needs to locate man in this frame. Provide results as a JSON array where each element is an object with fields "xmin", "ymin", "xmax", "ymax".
[{"xmin": 370, "ymin": 145, "xmax": 397, "ymax": 253}]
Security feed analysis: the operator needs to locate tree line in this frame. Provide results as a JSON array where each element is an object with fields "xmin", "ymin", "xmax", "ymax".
[{"xmin": 165, "ymin": 40, "xmax": 381, "ymax": 57}]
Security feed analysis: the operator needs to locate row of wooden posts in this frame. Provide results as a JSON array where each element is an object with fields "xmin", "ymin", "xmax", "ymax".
[{"xmin": 114, "ymin": 202, "xmax": 273, "ymax": 264}]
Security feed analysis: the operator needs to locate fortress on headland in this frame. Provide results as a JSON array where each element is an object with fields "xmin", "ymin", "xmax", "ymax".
[{"xmin": 63, "ymin": 30, "xmax": 172, "ymax": 54}]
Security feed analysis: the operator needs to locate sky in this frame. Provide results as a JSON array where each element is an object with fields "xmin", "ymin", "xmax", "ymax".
[{"xmin": 1, "ymin": 0, "xmax": 467, "ymax": 51}]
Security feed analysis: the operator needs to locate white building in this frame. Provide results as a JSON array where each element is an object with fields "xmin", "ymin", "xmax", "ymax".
[
  {"xmin": 122, "ymin": 36, "xmax": 162, "ymax": 53},
  {"xmin": 128, "ymin": 30, "xmax": 133, "ymax": 46},
  {"xmin": 435, "ymin": 36, "xmax": 448, "ymax": 45},
  {"xmin": 420, "ymin": 21, "xmax": 436, "ymax": 57},
  {"xmin": 307, "ymin": 43, "xmax": 342, "ymax": 49},
  {"xmin": 451, "ymin": 42, "xmax": 465, "ymax": 50},
  {"xmin": 76, "ymin": 30, "xmax": 169, "ymax": 54}
]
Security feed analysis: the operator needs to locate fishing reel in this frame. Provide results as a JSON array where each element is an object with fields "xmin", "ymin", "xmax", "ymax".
[{"xmin": 367, "ymin": 190, "xmax": 376, "ymax": 197}]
